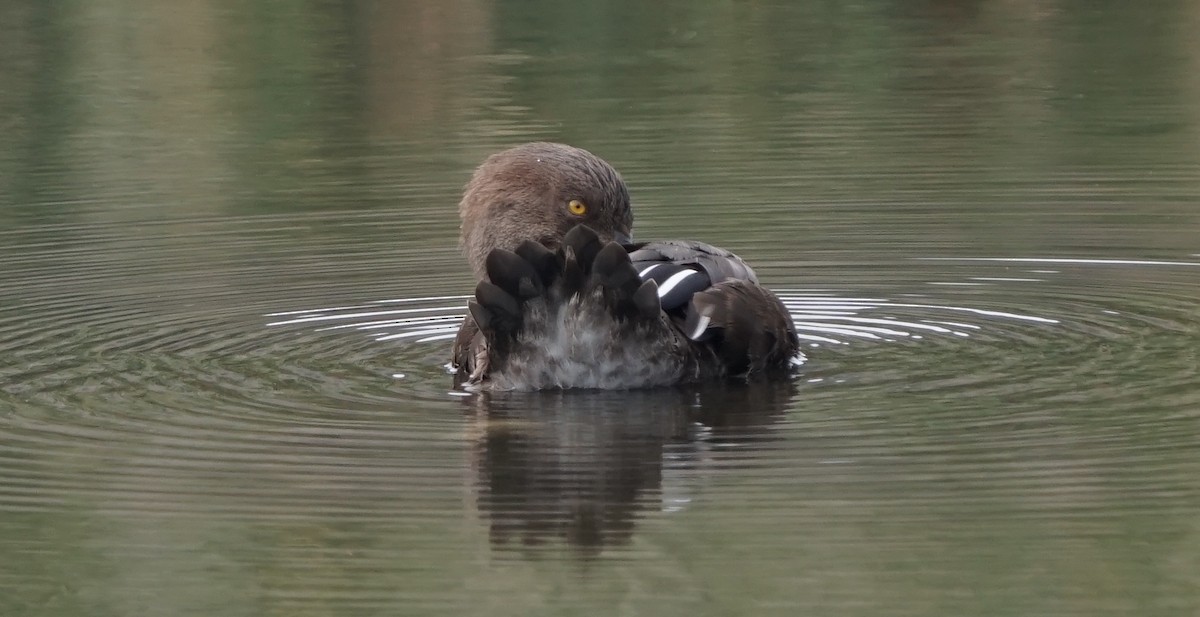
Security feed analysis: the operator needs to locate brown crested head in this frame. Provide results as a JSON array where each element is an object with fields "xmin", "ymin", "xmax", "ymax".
[{"xmin": 458, "ymin": 142, "xmax": 634, "ymax": 280}]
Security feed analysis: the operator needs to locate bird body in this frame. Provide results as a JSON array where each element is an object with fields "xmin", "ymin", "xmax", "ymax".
[{"xmin": 452, "ymin": 143, "xmax": 798, "ymax": 390}]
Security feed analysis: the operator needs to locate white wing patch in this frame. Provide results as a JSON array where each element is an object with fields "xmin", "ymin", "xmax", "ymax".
[
  {"xmin": 657, "ymin": 270, "xmax": 700, "ymax": 299},
  {"xmin": 688, "ymin": 314, "xmax": 711, "ymax": 340},
  {"xmin": 638, "ymin": 264, "xmax": 662, "ymax": 277}
]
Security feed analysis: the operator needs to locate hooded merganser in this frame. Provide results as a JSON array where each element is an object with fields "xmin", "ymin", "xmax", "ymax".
[{"xmin": 452, "ymin": 142, "xmax": 798, "ymax": 390}]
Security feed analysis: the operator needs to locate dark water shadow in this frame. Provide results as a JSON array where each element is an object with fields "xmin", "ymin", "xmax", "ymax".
[{"xmin": 460, "ymin": 381, "xmax": 797, "ymax": 558}]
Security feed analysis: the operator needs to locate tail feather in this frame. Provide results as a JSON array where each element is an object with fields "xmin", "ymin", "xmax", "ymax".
[
  {"xmin": 472, "ymin": 280, "xmax": 521, "ymax": 334},
  {"xmin": 486, "ymin": 249, "xmax": 543, "ymax": 299},
  {"xmin": 562, "ymin": 224, "xmax": 603, "ymax": 273},
  {"xmin": 631, "ymin": 279, "xmax": 662, "ymax": 321},
  {"xmin": 514, "ymin": 240, "xmax": 560, "ymax": 288},
  {"xmin": 455, "ymin": 224, "xmax": 798, "ymax": 388},
  {"xmin": 593, "ymin": 242, "xmax": 641, "ymax": 296},
  {"xmin": 470, "ymin": 224, "xmax": 666, "ymax": 348}
]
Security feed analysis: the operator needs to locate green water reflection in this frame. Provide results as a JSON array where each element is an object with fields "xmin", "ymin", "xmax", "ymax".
[{"xmin": 2, "ymin": 1, "xmax": 1199, "ymax": 616}]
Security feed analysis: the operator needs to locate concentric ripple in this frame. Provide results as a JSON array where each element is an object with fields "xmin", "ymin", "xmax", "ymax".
[
  {"xmin": 260, "ymin": 256, "xmax": 1200, "ymax": 413},
  {"xmin": 261, "ymin": 287, "xmax": 1064, "ymax": 358},
  {"xmin": 3, "ymin": 215, "xmax": 1200, "ymax": 603},
  {"xmin": 1, "ymin": 199, "xmax": 1198, "ymax": 562},
  {"xmin": 6, "ymin": 1, "xmax": 1200, "ymax": 607},
  {"xmin": 265, "ymin": 295, "xmax": 470, "ymax": 346}
]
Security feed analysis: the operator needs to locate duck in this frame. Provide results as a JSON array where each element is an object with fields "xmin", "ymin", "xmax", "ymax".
[{"xmin": 451, "ymin": 142, "xmax": 799, "ymax": 390}]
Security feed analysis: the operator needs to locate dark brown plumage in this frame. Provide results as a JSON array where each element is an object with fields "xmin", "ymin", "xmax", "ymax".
[
  {"xmin": 451, "ymin": 143, "xmax": 799, "ymax": 390},
  {"xmin": 459, "ymin": 142, "xmax": 632, "ymax": 281}
]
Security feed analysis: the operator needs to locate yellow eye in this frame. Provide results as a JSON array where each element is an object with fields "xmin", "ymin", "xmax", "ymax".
[{"xmin": 568, "ymin": 200, "xmax": 588, "ymax": 216}]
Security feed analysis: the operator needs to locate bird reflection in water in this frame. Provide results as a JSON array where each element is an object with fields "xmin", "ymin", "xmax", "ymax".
[{"xmin": 461, "ymin": 381, "xmax": 797, "ymax": 557}]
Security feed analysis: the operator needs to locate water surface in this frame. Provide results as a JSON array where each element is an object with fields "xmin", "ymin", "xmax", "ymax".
[{"xmin": 2, "ymin": 1, "xmax": 1200, "ymax": 615}]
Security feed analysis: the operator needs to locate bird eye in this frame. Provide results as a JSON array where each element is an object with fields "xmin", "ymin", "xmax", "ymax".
[{"xmin": 568, "ymin": 200, "xmax": 588, "ymax": 216}]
